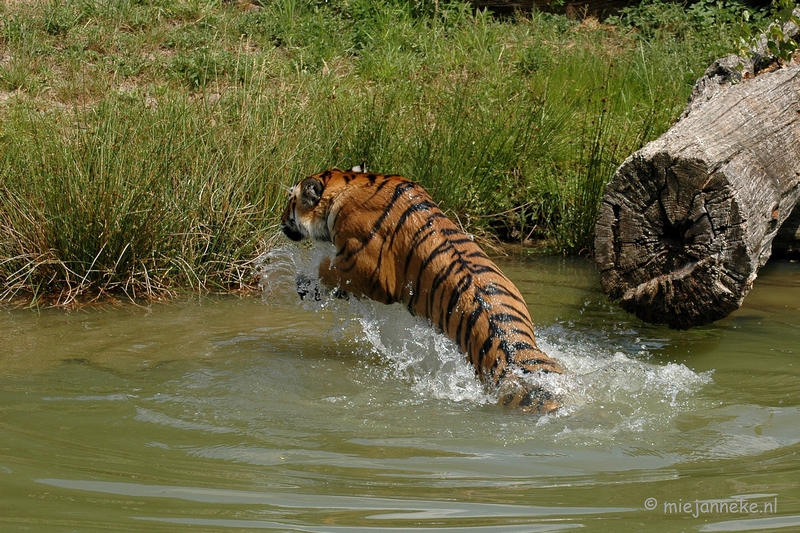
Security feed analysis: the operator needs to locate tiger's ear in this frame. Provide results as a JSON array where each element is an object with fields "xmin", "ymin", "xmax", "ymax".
[
  {"xmin": 351, "ymin": 162, "xmax": 366, "ymax": 173},
  {"xmin": 300, "ymin": 178, "xmax": 323, "ymax": 209}
]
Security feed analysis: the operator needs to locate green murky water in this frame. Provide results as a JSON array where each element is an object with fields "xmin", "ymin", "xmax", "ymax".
[{"xmin": 1, "ymin": 247, "xmax": 799, "ymax": 532}]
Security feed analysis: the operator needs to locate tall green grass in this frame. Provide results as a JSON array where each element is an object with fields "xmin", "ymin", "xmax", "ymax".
[
  {"xmin": 0, "ymin": 0, "xmax": 752, "ymax": 304},
  {"xmin": 0, "ymin": 98, "xmax": 281, "ymax": 303}
]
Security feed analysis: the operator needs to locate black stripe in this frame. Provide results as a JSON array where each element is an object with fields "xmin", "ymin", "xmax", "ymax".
[
  {"xmin": 445, "ymin": 237, "xmax": 478, "ymax": 247},
  {"xmin": 371, "ymin": 181, "xmax": 416, "ymax": 233},
  {"xmin": 478, "ymin": 336, "xmax": 495, "ymax": 362},
  {"xmin": 507, "ymin": 340, "xmax": 537, "ymax": 353},
  {"xmin": 429, "ymin": 260, "xmax": 463, "ymax": 324},
  {"xmin": 504, "ymin": 327, "xmax": 536, "ymax": 342},
  {"xmin": 435, "ymin": 267, "xmax": 467, "ymax": 332},
  {"xmin": 459, "ymin": 304, "xmax": 483, "ymax": 357},
  {"xmin": 489, "ymin": 348, "xmax": 508, "ymax": 377},
  {"xmin": 413, "ymin": 240, "xmax": 454, "ymax": 310},
  {"xmin": 444, "ymin": 273, "xmax": 472, "ymax": 334},
  {"xmin": 467, "ymin": 264, "xmax": 502, "ymax": 276},
  {"xmin": 479, "ymin": 282, "xmax": 527, "ymax": 305},
  {"xmin": 386, "ymin": 199, "xmax": 437, "ymax": 250},
  {"xmin": 471, "ymin": 293, "xmax": 495, "ymax": 365},
  {"xmin": 490, "ymin": 313, "xmax": 527, "ymax": 324},
  {"xmin": 429, "ymin": 256, "xmax": 464, "ymax": 303},
  {"xmin": 465, "ymin": 250, "xmax": 487, "ymax": 259},
  {"xmin": 515, "ymin": 357, "xmax": 551, "ymax": 369},
  {"xmin": 403, "ymin": 213, "xmax": 447, "ymax": 273},
  {"xmin": 336, "ymin": 180, "xmax": 413, "ymax": 264}
]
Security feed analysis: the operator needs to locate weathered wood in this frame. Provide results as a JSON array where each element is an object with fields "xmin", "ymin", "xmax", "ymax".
[{"xmin": 594, "ymin": 60, "xmax": 800, "ymax": 329}]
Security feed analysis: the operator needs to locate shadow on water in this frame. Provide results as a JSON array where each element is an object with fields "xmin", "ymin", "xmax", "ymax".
[{"xmin": 0, "ymin": 245, "xmax": 799, "ymax": 532}]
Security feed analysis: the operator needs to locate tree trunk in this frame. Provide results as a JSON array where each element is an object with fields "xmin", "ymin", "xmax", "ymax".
[{"xmin": 594, "ymin": 60, "xmax": 800, "ymax": 329}]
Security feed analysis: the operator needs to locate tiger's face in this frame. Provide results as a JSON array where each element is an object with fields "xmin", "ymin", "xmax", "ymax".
[
  {"xmin": 280, "ymin": 176, "xmax": 329, "ymax": 243},
  {"xmin": 281, "ymin": 165, "xmax": 366, "ymax": 243}
]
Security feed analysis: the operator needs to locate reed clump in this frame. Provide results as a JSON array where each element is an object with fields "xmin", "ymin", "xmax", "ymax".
[{"xmin": 0, "ymin": 0, "xmax": 758, "ymax": 305}]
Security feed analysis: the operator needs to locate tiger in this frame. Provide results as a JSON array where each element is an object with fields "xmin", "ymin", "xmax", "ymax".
[{"xmin": 280, "ymin": 166, "xmax": 564, "ymax": 413}]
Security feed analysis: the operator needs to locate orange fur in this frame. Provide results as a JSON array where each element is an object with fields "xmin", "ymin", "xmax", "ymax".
[{"xmin": 281, "ymin": 168, "xmax": 563, "ymax": 412}]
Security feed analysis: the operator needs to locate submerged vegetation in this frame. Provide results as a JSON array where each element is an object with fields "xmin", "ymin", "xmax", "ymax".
[{"xmin": 0, "ymin": 0, "xmax": 777, "ymax": 305}]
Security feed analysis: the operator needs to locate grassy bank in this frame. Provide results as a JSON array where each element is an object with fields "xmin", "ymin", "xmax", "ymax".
[{"xmin": 0, "ymin": 0, "xmax": 759, "ymax": 305}]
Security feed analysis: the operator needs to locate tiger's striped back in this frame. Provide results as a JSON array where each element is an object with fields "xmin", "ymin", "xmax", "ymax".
[{"xmin": 281, "ymin": 168, "xmax": 563, "ymax": 412}]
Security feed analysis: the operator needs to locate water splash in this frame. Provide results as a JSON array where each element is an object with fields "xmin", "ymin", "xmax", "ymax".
[
  {"xmin": 530, "ymin": 323, "xmax": 714, "ymax": 442},
  {"xmin": 255, "ymin": 246, "xmax": 712, "ymax": 423},
  {"xmin": 255, "ymin": 244, "xmax": 335, "ymax": 306},
  {"xmin": 255, "ymin": 245, "xmax": 492, "ymax": 405},
  {"xmin": 349, "ymin": 301, "xmax": 492, "ymax": 404}
]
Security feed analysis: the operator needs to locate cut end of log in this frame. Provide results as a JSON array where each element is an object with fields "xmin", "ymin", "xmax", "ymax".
[
  {"xmin": 615, "ymin": 257, "xmax": 746, "ymax": 329},
  {"xmin": 595, "ymin": 152, "xmax": 755, "ymax": 329}
]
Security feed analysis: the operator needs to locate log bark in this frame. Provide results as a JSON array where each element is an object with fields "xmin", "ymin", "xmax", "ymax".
[{"xmin": 594, "ymin": 60, "xmax": 800, "ymax": 329}]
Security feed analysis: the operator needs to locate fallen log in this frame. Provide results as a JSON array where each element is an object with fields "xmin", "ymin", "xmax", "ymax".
[{"xmin": 594, "ymin": 49, "xmax": 800, "ymax": 329}]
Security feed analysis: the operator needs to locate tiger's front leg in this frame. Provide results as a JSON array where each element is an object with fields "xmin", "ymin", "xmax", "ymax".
[
  {"xmin": 322, "ymin": 251, "xmax": 405, "ymax": 306},
  {"xmin": 314, "ymin": 257, "xmax": 350, "ymax": 300},
  {"xmin": 293, "ymin": 257, "xmax": 349, "ymax": 301},
  {"xmin": 295, "ymin": 273, "xmax": 321, "ymax": 301}
]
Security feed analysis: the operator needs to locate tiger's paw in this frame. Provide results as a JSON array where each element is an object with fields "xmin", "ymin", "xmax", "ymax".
[
  {"xmin": 296, "ymin": 274, "xmax": 321, "ymax": 301},
  {"xmin": 497, "ymin": 379, "xmax": 560, "ymax": 414},
  {"xmin": 295, "ymin": 275, "xmax": 349, "ymax": 302},
  {"xmin": 330, "ymin": 287, "xmax": 350, "ymax": 300}
]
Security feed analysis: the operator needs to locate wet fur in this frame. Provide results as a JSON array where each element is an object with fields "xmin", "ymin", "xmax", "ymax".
[{"xmin": 281, "ymin": 168, "xmax": 563, "ymax": 412}]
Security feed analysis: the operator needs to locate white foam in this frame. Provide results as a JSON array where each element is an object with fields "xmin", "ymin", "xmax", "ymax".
[
  {"xmin": 350, "ymin": 301, "xmax": 492, "ymax": 404},
  {"xmin": 255, "ymin": 244, "xmax": 334, "ymax": 306}
]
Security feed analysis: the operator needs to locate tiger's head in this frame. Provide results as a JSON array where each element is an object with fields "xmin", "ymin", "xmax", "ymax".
[
  {"xmin": 280, "ymin": 175, "xmax": 328, "ymax": 242},
  {"xmin": 280, "ymin": 164, "xmax": 366, "ymax": 243}
]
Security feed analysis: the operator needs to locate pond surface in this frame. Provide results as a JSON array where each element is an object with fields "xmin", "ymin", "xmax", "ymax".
[{"xmin": 1, "ymin": 246, "xmax": 799, "ymax": 533}]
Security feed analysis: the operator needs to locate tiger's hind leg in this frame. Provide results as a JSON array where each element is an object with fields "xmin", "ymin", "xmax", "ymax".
[{"xmin": 497, "ymin": 377, "xmax": 559, "ymax": 414}]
